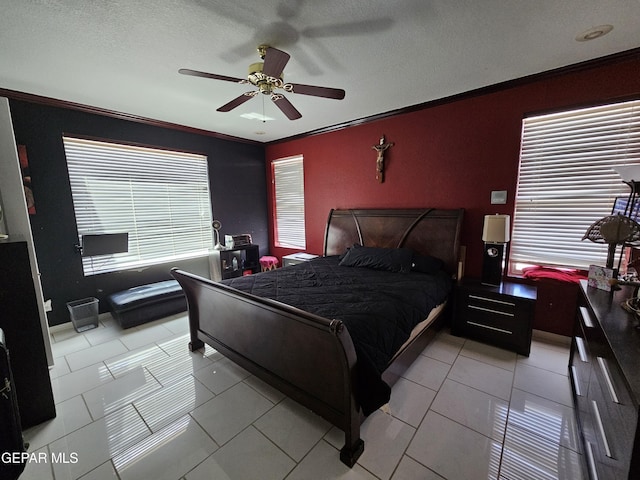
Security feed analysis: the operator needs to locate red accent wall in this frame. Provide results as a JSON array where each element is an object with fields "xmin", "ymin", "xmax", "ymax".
[{"xmin": 266, "ymin": 56, "xmax": 640, "ymax": 278}]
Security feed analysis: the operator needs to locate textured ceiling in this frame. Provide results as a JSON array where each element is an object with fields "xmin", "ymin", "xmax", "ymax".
[{"xmin": 1, "ymin": 1, "xmax": 639, "ymax": 143}]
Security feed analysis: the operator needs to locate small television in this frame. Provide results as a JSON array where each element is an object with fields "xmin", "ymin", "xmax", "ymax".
[{"xmin": 81, "ymin": 233, "xmax": 129, "ymax": 257}]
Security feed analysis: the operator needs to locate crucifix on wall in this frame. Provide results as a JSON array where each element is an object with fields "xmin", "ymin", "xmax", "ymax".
[{"xmin": 372, "ymin": 135, "xmax": 394, "ymax": 183}]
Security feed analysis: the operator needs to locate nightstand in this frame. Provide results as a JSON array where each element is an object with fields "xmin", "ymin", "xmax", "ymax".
[
  {"xmin": 282, "ymin": 252, "xmax": 319, "ymax": 266},
  {"xmin": 452, "ymin": 279, "xmax": 537, "ymax": 356}
]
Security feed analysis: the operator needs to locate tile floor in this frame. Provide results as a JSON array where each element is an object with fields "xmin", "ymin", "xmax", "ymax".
[{"xmin": 19, "ymin": 313, "xmax": 586, "ymax": 480}]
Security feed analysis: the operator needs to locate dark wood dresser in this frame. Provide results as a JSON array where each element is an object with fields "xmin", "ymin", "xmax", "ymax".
[{"xmin": 570, "ymin": 280, "xmax": 640, "ymax": 479}]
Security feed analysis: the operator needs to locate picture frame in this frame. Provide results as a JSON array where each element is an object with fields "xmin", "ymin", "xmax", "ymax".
[{"xmin": 588, "ymin": 264, "xmax": 614, "ymax": 291}]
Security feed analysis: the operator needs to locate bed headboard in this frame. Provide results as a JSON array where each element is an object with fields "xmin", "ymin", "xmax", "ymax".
[{"xmin": 323, "ymin": 208, "xmax": 464, "ymax": 276}]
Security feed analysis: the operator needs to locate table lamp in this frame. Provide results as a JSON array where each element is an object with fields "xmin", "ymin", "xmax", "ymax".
[{"xmin": 482, "ymin": 214, "xmax": 510, "ymax": 286}]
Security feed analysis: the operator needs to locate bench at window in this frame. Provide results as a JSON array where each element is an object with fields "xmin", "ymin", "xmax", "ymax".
[{"xmin": 107, "ymin": 280, "xmax": 186, "ymax": 329}]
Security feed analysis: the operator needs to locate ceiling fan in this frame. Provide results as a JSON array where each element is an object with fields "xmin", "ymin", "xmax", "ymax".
[{"xmin": 179, "ymin": 45, "xmax": 345, "ymax": 120}]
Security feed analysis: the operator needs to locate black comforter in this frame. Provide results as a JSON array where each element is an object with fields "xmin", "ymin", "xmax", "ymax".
[{"xmin": 222, "ymin": 255, "xmax": 452, "ymax": 414}]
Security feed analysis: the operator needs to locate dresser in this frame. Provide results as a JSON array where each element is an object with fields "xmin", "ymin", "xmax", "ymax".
[
  {"xmin": 570, "ymin": 280, "xmax": 640, "ymax": 479},
  {"xmin": 452, "ymin": 279, "xmax": 537, "ymax": 356},
  {"xmin": 0, "ymin": 238, "xmax": 56, "ymax": 428}
]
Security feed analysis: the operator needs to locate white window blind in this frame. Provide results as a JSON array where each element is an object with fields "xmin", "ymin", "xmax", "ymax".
[
  {"xmin": 64, "ymin": 137, "xmax": 212, "ymax": 275},
  {"xmin": 273, "ymin": 155, "xmax": 306, "ymax": 249},
  {"xmin": 510, "ymin": 99, "xmax": 640, "ymax": 272}
]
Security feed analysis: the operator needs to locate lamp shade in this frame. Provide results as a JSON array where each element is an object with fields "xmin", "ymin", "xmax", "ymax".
[{"xmin": 482, "ymin": 214, "xmax": 510, "ymax": 243}]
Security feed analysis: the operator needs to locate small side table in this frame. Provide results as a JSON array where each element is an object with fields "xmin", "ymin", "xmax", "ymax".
[
  {"xmin": 452, "ymin": 279, "xmax": 537, "ymax": 356},
  {"xmin": 282, "ymin": 252, "xmax": 319, "ymax": 267}
]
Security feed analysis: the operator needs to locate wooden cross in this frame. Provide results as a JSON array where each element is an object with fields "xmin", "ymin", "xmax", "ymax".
[{"xmin": 372, "ymin": 135, "xmax": 394, "ymax": 183}]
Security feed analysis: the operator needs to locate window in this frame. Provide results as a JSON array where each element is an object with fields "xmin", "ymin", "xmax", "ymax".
[
  {"xmin": 272, "ymin": 155, "xmax": 305, "ymax": 249},
  {"xmin": 510, "ymin": 99, "xmax": 640, "ymax": 273},
  {"xmin": 64, "ymin": 137, "xmax": 212, "ymax": 275}
]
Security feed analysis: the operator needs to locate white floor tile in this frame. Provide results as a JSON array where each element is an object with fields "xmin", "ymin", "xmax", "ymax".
[
  {"xmin": 65, "ymin": 339, "xmax": 128, "ymax": 371},
  {"xmin": 83, "ymin": 323, "xmax": 124, "ymax": 347},
  {"xmin": 517, "ymin": 340, "xmax": 571, "ymax": 376},
  {"xmin": 508, "ymin": 388, "xmax": 581, "ymax": 453},
  {"xmin": 49, "ymin": 358, "xmax": 71, "ymax": 379},
  {"xmin": 244, "ymin": 374, "xmax": 288, "ymax": 404},
  {"xmin": 402, "ymin": 354, "xmax": 450, "ymax": 391},
  {"xmin": 103, "ymin": 344, "xmax": 169, "ymax": 378},
  {"xmin": 514, "ymin": 363, "xmax": 573, "ymax": 408},
  {"xmin": 421, "ymin": 331, "xmax": 465, "ymax": 364},
  {"xmin": 388, "ymin": 377, "xmax": 436, "ymax": 427},
  {"xmin": 157, "ymin": 313, "xmax": 190, "ymax": 335},
  {"xmin": 358, "ymin": 410, "xmax": 416, "ymax": 480},
  {"xmin": 286, "ymin": 440, "xmax": 378, "ymax": 480},
  {"xmin": 51, "ymin": 334, "xmax": 92, "ymax": 359},
  {"xmin": 391, "ymin": 456, "xmax": 445, "ymax": 480},
  {"xmin": 185, "ymin": 426, "xmax": 294, "ymax": 480},
  {"xmin": 255, "ymin": 397, "xmax": 331, "ymax": 461},
  {"xmin": 118, "ymin": 323, "xmax": 175, "ymax": 350},
  {"xmin": 15, "ymin": 446, "xmax": 55, "ymax": 480},
  {"xmin": 459, "ymin": 339, "xmax": 518, "ymax": 372},
  {"xmin": 24, "ymin": 395, "xmax": 93, "ymax": 451},
  {"xmin": 407, "ymin": 411, "xmax": 501, "ymax": 480},
  {"xmin": 49, "ymin": 405, "xmax": 150, "ymax": 480},
  {"xmin": 51, "ymin": 362, "xmax": 114, "ymax": 404},
  {"xmin": 78, "ymin": 460, "xmax": 119, "ymax": 480},
  {"xmin": 134, "ymin": 375, "xmax": 214, "ymax": 432},
  {"xmin": 190, "ymin": 382, "xmax": 273, "ymax": 445},
  {"xmin": 500, "ymin": 423, "xmax": 585, "ymax": 480},
  {"xmin": 145, "ymin": 339, "xmax": 213, "ymax": 386},
  {"xmin": 50, "ymin": 324, "xmax": 81, "ymax": 343},
  {"xmin": 113, "ymin": 415, "xmax": 217, "ymax": 480},
  {"xmin": 82, "ymin": 366, "xmax": 161, "ymax": 420},
  {"xmin": 447, "ymin": 355, "xmax": 514, "ymax": 401},
  {"xmin": 193, "ymin": 356, "xmax": 250, "ymax": 394},
  {"xmin": 430, "ymin": 379, "xmax": 509, "ymax": 441}
]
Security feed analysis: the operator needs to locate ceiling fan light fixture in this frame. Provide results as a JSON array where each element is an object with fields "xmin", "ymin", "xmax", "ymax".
[
  {"xmin": 248, "ymin": 62, "xmax": 284, "ymax": 94},
  {"xmin": 575, "ymin": 24, "xmax": 613, "ymax": 42}
]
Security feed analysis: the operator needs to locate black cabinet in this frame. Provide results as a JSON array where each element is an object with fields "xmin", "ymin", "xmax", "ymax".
[
  {"xmin": 0, "ymin": 238, "xmax": 56, "ymax": 428},
  {"xmin": 209, "ymin": 244, "xmax": 260, "ymax": 281},
  {"xmin": 570, "ymin": 280, "xmax": 640, "ymax": 480},
  {"xmin": 452, "ymin": 279, "xmax": 537, "ymax": 356}
]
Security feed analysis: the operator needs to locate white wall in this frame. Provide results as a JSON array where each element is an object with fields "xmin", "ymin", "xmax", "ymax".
[{"xmin": 0, "ymin": 97, "xmax": 53, "ymax": 365}]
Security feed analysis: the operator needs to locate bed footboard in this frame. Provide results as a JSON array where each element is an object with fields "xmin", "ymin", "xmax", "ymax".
[{"xmin": 171, "ymin": 268, "xmax": 364, "ymax": 466}]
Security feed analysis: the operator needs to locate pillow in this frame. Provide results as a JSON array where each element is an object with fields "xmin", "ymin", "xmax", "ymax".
[
  {"xmin": 411, "ymin": 254, "xmax": 443, "ymax": 274},
  {"xmin": 338, "ymin": 245, "xmax": 413, "ymax": 273}
]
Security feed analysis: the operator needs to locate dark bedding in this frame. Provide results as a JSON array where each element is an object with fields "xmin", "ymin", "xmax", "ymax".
[{"xmin": 222, "ymin": 255, "xmax": 452, "ymax": 414}]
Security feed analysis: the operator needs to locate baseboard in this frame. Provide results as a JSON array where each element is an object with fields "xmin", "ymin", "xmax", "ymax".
[
  {"xmin": 48, "ymin": 312, "xmax": 113, "ymax": 334},
  {"xmin": 532, "ymin": 329, "xmax": 571, "ymax": 347}
]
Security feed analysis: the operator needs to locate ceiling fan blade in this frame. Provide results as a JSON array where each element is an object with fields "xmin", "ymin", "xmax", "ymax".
[
  {"xmin": 271, "ymin": 94, "xmax": 302, "ymax": 120},
  {"xmin": 262, "ymin": 47, "xmax": 290, "ymax": 78},
  {"xmin": 179, "ymin": 68, "xmax": 244, "ymax": 84},
  {"xmin": 288, "ymin": 83, "xmax": 345, "ymax": 100},
  {"xmin": 217, "ymin": 92, "xmax": 257, "ymax": 112}
]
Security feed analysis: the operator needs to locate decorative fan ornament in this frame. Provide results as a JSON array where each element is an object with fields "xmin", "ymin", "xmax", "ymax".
[
  {"xmin": 212, "ymin": 220, "xmax": 224, "ymax": 250},
  {"xmin": 179, "ymin": 45, "xmax": 345, "ymax": 120},
  {"xmin": 582, "ymin": 213, "xmax": 640, "ymax": 268}
]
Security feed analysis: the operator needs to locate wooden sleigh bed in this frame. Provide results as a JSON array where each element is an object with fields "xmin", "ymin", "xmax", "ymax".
[{"xmin": 171, "ymin": 208, "xmax": 463, "ymax": 466}]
